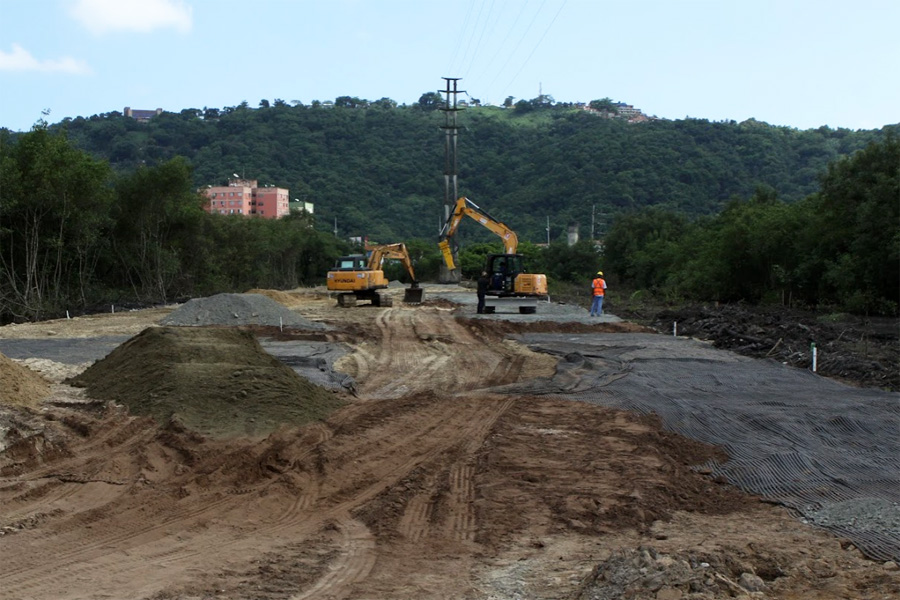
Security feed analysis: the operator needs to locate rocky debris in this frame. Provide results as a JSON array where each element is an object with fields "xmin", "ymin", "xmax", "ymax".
[
  {"xmin": 648, "ymin": 304, "xmax": 899, "ymax": 391},
  {"xmin": 802, "ymin": 497, "xmax": 900, "ymax": 531},
  {"xmin": 573, "ymin": 546, "xmax": 771, "ymax": 600},
  {"xmin": 66, "ymin": 327, "xmax": 345, "ymax": 439},
  {"xmin": 160, "ymin": 293, "xmax": 327, "ymax": 330}
]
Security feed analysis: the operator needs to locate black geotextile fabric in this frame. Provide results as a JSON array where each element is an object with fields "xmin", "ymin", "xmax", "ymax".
[{"xmin": 511, "ymin": 333, "xmax": 900, "ymax": 563}]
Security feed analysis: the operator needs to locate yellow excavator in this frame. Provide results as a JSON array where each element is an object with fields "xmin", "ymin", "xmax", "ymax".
[
  {"xmin": 326, "ymin": 242, "xmax": 424, "ymax": 308},
  {"xmin": 439, "ymin": 197, "xmax": 548, "ymax": 314}
]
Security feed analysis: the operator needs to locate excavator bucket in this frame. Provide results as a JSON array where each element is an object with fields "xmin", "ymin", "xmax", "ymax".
[{"xmin": 403, "ymin": 286, "xmax": 424, "ymax": 304}]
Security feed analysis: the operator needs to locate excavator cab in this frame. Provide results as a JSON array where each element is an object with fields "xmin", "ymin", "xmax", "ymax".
[
  {"xmin": 332, "ymin": 255, "xmax": 368, "ymax": 271},
  {"xmin": 485, "ymin": 254, "xmax": 524, "ymax": 295}
]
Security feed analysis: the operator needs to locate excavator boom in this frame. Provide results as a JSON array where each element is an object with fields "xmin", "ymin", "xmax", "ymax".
[
  {"xmin": 440, "ymin": 197, "xmax": 518, "ymax": 260},
  {"xmin": 367, "ymin": 243, "xmax": 418, "ymax": 284}
]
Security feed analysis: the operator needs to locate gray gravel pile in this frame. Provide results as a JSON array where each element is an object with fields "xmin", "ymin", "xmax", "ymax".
[{"xmin": 160, "ymin": 293, "xmax": 327, "ymax": 329}]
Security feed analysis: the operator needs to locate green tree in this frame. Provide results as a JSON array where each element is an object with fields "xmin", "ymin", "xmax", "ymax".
[
  {"xmin": 0, "ymin": 126, "xmax": 113, "ymax": 321},
  {"xmin": 416, "ymin": 92, "xmax": 443, "ymax": 111},
  {"xmin": 110, "ymin": 157, "xmax": 206, "ymax": 302},
  {"xmin": 603, "ymin": 207, "xmax": 688, "ymax": 289},
  {"xmin": 589, "ymin": 98, "xmax": 618, "ymax": 113},
  {"xmin": 798, "ymin": 135, "xmax": 900, "ymax": 312},
  {"xmin": 540, "ymin": 239, "xmax": 601, "ymax": 283}
]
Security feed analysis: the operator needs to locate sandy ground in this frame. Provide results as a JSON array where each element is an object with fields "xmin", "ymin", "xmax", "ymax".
[{"xmin": 0, "ymin": 286, "xmax": 898, "ymax": 600}]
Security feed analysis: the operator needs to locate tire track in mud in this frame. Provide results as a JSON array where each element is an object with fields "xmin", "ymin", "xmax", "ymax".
[
  {"xmin": 1, "ymin": 396, "xmax": 511, "ymax": 597},
  {"xmin": 0, "ymin": 306, "xmax": 534, "ymax": 599},
  {"xmin": 447, "ymin": 462, "xmax": 476, "ymax": 541},
  {"xmin": 0, "ymin": 491, "xmax": 242, "ymax": 592},
  {"xmin": 398, "ymin": 484, "xmax": 434, "ymax": 541},
  {"xmin": 0, "ymin": 412, "xmax": 157, "ymax": 533},
  {"xmin": 290, "ymin": 513, "xmax": 377, "ymax": 600},
  {"xmin": 1, "ymin": 421, "xmax": 340, "ymax": 595},
  {"xmin": 446, "ymin": 396, "xmax": 515, "ymax": 542},
  {"xmin": 354, "ymin": 307, "xmax": 526, "ymax": 398}
]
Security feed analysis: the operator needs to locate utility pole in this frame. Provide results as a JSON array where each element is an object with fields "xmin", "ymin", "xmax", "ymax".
[
  {"xmin": 546, "ymin": 216, "xmax": 550, "ymax": 245},
  {"xmin": 439, "ymin": 77, "xmax": 464, "ymax": 284}
]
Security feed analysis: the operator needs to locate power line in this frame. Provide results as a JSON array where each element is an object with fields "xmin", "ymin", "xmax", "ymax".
[
  {"xmin": 454, "ymin": 0, "xmax": 489, "ymax": 80},
  {"xmin": 444, "ymin": 0, "xmax": 567, "ymax": 106},
  {"xmin": 501, "ymin": 0, "xmax": 567, "ymax": 94},
  {"xmin": 446, "ymin": 0, "xmax": 478, "ymax": 76},
  {"xmin": 464, "ymin": 0, "xmax": 532, "ymax": 96},
  {"xmin": 479, "ymin": 0, "xmax": 549, "ymax": 101},
  {"xmin": 461, "ymin": 0, "xmax": 499, "ymax": 79}
]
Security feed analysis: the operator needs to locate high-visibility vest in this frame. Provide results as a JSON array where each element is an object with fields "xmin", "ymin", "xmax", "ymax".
[{"xmin": 592, "ymin": 277, "xmax": 606, "ymax": 296}]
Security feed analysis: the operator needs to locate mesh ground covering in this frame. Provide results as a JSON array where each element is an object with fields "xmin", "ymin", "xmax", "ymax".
[{"xmin": 510, "ymin": 332, "xmax": 900, "ymax": 563}]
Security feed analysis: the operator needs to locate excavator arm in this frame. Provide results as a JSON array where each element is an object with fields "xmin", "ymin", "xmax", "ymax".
[
  {"xmin": 367, "ymin": 243, "xmax": 418, "ymax": 285},
  {"xmin": 439, "ymin": 197, "xmax": 518, "ymax": 269}
]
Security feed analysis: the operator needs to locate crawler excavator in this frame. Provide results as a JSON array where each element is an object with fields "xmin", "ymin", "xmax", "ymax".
[
  {"xmin": 439, "ymin": 197, "xmax": 548, "ymax": 314},
  {"xmin": 326, "ymin": 242, "xmax": 424, "ymax": 308}
]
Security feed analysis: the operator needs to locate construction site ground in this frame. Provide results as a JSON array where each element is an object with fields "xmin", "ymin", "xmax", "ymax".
[{"xmin": 0, "ymin": 284, "xmax": 898, "ymax": 600}]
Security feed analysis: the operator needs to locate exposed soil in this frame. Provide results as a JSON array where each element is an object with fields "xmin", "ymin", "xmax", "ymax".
[
  {"xmin": 0, "ymin": 352, "xmax": 50, "ymax": 408},
  {"xmin": 0, "ymin": 288, "xmax": 897, "ymax": 599}
]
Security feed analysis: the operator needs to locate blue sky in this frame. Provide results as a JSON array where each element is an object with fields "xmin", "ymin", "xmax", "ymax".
[{"xmin": 1, "ymin": 0, "xmax": 898, "ymax": 133}]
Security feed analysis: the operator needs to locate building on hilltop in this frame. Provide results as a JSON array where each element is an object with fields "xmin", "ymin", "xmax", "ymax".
[
  {"xmin": 124, "ymin": 107, "xmax": 163, "ymax": 122},
  {"xmin": 201, "ymin": 178, "xmax": 291, "ymax": 219},
  {"xmin": 581, "ymin": 101, "xmax": 653, "ymax": 123}
]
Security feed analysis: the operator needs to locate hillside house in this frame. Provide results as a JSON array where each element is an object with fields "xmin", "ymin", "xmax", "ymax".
[{"xmin": 124, "ymin": 107, "xmax": 163, "ymax": 122}]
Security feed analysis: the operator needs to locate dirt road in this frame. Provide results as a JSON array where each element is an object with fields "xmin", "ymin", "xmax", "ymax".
[{"xmin": 1, "ymin": 290, "xmax": 897, "ymax": 599}]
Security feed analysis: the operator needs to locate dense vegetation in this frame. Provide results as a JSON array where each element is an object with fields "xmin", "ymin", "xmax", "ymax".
[
  {"xmin": 1, "ymin": 98, "xmax": 897, "ymax": 322},
  {"xmin": 601, "ymin": 136, "xmax": 899, "ymax": 315},
  {"xmin": 0, "ymin": 126, "xmax": 350, "ymax": 322},
  {"xmin": 25, "ymin": 97, "xmax": 894, "ymax": 243}
]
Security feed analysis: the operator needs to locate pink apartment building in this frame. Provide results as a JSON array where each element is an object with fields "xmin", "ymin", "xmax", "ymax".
[{"xmin": 201, "ymin": 178, "xmax": 290, "ymax": 219}]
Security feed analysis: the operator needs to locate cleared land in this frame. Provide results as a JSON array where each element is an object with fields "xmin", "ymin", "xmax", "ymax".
[{"xmin": 0, "ymin": 286, "xmax": 897, "ymax": 600}]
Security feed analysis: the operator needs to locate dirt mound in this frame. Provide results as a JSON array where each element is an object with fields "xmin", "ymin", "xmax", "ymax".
[
  {"xmin": 66, "ymin": 327, "xmax": 345, "ymax": 439},
  {"xmin": 0, "ymin": 352, "xmax": 50, "ymax": 408},
  {"xmin": 160, "ymin": 293, "xmax": 326, "ymax": 329}
]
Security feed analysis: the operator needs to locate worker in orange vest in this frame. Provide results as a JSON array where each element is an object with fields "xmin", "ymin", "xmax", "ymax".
[{"xmin": 590, "ymin": 271, "xmax": 607, "ymax": 316}]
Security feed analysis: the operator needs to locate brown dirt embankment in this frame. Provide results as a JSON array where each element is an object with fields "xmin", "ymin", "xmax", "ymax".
[{"xmin": 0, "ymin": 352, "xmax": 50, "ymax": 408}]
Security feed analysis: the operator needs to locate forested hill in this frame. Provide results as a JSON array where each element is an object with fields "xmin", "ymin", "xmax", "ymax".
[{"xmin": 36, "ymin": 100, "xmax": 896, "ymax": 242}]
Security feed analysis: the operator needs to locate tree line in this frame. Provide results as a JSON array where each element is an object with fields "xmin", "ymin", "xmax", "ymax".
[
  {"xmin": 600, "ymin": 136, "xmax": 899, "ymax": 315},
  {"xmin": 1, "ymin": 103, "xmax": 897, "ymax": 322},
  {"xmin": 0, "ymin": 126, "xmax": 349, "ymax": 323}
]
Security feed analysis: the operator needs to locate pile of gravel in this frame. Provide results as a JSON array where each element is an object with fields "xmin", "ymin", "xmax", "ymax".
[{"xmin": 160, "ymin": 293, "xmax": 326, "ymax": 330}]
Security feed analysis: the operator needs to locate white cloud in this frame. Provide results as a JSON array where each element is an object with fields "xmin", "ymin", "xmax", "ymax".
[
  {"xmin": 69, "ymin": 0, "xmax": 193, "ymax": 34},
  {"xmin": 0, "ymin": 44, "xmax": 92, "ymax": 74}
]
